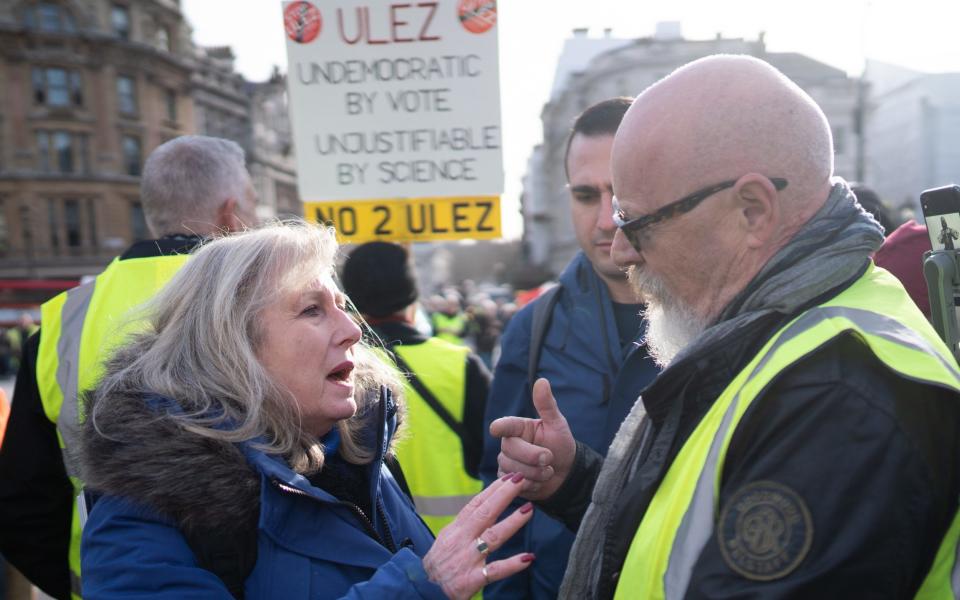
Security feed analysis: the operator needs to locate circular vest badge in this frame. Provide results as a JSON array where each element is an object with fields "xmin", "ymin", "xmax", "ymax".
[
  {"xmin": 718, "ymin": 480, "xmax": 813, "ymax": 581},
  {"xmin": 457, "ymin": 0, "xmax": 497, "ymax": 34},
  {"xmin": 284, "ymin": 2, "xmax": 322, "ymax": 44}
]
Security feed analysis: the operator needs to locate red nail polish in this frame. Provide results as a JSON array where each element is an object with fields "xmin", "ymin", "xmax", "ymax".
[
  {"xmin": 501, "ymin": 472, "xmax": 514, "ymax": 482},
  {"xmin": 519, "ymin": 502, "xmax": 534, "ymax": 514},
  {"xmin": 521, "ymin": 553, "xmax": 536, "ymax": 563},
  {"xmin": 511, "ymin": 472, "xmax": 524, "ymax": 484}
]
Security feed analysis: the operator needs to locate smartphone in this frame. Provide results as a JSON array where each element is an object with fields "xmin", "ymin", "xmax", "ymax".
[{"xmin": 921, "ymin": 185, "xmax": 960, "ymax": 252}]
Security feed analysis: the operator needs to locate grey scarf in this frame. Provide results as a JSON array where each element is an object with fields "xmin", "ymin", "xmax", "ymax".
[{"xmin": 559, "ymin": 181, "xmax": 884, "ymax": 598}]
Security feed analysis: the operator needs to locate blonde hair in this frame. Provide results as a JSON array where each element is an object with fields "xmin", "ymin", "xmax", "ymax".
[{"xmin": 92, "ymin": 220, "xmax": 403, "ymax": 473}]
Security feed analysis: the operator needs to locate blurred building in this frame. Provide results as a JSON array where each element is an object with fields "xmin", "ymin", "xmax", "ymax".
[
  {"xmin": 523, "ymin": 26, "xmax": 863, "ymax": 274},
  {"xmin": 864, "ymin": 60, "xmax": 960, "ymax": 216},
  {"xmin": 0, "ymin": 0, "xmax": 194, "ymax": 279},
  {"xmin": 247, "ymin": 69, "xmax": 299, "ymax": 220},
  {"xmin": 0, "ymin": 0, "xmax": 299, "ymax": 290}
]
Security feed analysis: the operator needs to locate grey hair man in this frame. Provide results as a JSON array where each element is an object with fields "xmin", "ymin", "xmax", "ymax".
[
  {"xmin": 141, "ymin": 135, "xmax": 258, "ymax": 236},
  {"xmin": 491, "ymin": 55, "xmax": 960, "ymax": 598},
  {"xmin": 0, "ymin": 135, "xmax": 258, "ymax": 599}
]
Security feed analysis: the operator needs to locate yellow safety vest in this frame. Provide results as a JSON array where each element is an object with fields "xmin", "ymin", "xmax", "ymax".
[
  {"xmin": 392, "ymin": 337, "xmax": 483, "ymax": 534},
  {"xmin": 36, "ymin": 253, "xmax": 189, "ymax": 599},
  {"xmin": 431, "ymin": 312, "xmax": 467, "ymax": 346},
  {"xmin": 615, "ymin": 265, "xmax": 960, "ymax": 600}
]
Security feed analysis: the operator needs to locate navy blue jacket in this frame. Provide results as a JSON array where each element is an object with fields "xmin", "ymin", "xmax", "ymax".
[
  {"xmin": 480, "ymin": 252, "xmax": 659, "ymax": 598},
  {"xmin": 80, "ymin": 389, "xmax": 445, "ymax": 599}
]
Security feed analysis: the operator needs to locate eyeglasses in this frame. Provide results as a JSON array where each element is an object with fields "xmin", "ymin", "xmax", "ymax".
[{"xmin": 612, "ymin": 177, "xmax": 788, "ymax": 251}]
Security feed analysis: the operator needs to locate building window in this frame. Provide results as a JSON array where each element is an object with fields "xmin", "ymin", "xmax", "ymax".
[
  {"xmin": 86, "ymin": 198, "xmax": 97, "ymax": 251},
  {"xmin": 116, "ymin": 75, "xmax": 137, "ymax": 115},
  {"xmin": 53, "ymin": 131, "xmax": 73, "ymax": 172},
  {"xmin": 19, "ymin": 205, "xmax": 33, "ymax": 257},
  {"xmin": 32, "ymin": 67, "xmax": 83, "ymax": 107},
  {"xmin": 130, "ymin": 202, "xmax": 148, "ymax": 241},
  {"xmin": 165, "ymin": 89, "xmax": 177, "ymax": 122},
  {"xmin": 121, "ymin": 135, "xmax": 141, "ymax": 176},
  {"xmin": 111, "ymin": 4, "xmax": 130, "ymax": 40},
  {"xmin": 36, "ymin": 130, "xmax": 88, "ymax": 174},
  {"xmin": 156, "ymin": 26, "xmax": 170, "ymax": 52},
  {"xmin": 64, "ymin": 199, "xmax": 81, "ymax": 247},
  {"xmin": 37, "ymin": 131, "xmax": 50, "ymax": 171},
  {"xmin": 24, "ymin": 3, "xmax": 76, "ymax": 33},
  {"xmin": 48, "ymin": 198, "xmax": 60, "ymax": 253}
]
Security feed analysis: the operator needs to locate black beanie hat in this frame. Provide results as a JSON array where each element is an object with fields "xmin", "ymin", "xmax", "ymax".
[{"xmin": 341, "ymin": 241, "xmax": 419, "ymax": 317}]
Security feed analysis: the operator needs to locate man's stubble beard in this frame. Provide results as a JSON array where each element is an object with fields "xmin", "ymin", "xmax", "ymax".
[{"xmin": 628, "ymin": 266, "xmax": 709, "ymax": 368}]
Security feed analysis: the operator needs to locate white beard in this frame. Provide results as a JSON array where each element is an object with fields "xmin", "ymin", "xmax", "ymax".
[{"xmin": 628, "ymin": 266, "xmax": 709, "ymax": 367}]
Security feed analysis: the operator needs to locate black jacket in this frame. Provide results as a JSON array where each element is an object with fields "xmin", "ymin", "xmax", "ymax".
[
  {"xmin": 544, "ymin": 277, "xmax": 960, "ymax": 599},
  {"xmin": 0, "ymin": 237, "xmax": 201, "ymax": 600}
]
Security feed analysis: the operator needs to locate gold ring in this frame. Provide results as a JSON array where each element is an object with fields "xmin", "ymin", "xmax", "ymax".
[
  {"xmin": 482, "ymin": 565, "xmax": 490, "ymax": 585},
  {"xmin": 476, "ymin": 537, "xmax": 490, "ymax": 555}
]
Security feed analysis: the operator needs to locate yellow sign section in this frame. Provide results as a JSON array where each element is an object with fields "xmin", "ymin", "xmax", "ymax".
[{"xmin": 304, "ymin": 196, "xmax": 501, "ymax": 243}]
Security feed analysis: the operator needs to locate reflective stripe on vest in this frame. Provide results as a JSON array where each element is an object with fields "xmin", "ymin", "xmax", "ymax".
[
  {"xmin": 614, "ymin": 266, "xmax": 960, "ymax": 599},
  {"xmin": 54, "ymin": 281, "xmax": 96, "ymax": 478},
  {"xmin": 392, "ymin": 337, "xmax": 482, "ymax": 534},
  {"xmin": 36, "ymin": 253, "xmax": 191, "ymax": 599}
]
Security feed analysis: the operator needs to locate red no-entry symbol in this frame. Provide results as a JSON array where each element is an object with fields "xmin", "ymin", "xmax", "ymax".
[{"xmin": 284, "ymin": 2, "xmax": 322, "ymax": 44}]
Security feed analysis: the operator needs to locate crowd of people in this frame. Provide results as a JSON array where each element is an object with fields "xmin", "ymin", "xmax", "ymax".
[{"xmin": 1, "ymin": 54, "xmax": 959, "ymax": 600}]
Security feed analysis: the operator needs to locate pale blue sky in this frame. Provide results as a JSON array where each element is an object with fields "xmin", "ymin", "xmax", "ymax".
[{"xmin": 182, "ymin": 0, "xmax": 960, "ymax": 239}]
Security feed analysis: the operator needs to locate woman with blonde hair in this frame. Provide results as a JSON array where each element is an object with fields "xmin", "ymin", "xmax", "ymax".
[{"xmin": 78, "ymin": 221, "xmax": 534, "ymax": 599}]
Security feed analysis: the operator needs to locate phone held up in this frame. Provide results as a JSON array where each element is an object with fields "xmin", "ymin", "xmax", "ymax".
[{"xmin": 921, "ymin": 185, "xmax": 960, "ymax": 252}]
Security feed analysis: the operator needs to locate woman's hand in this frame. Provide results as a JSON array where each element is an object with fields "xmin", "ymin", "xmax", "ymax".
[{"xmin": 422, "ymin": 473, "xmax": 536, "ymax": 599}]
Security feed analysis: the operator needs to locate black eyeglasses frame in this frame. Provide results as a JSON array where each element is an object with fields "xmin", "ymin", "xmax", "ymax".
[{"xmin": 612, "ymin": 177, "xmax": 788, "ymax": 250}]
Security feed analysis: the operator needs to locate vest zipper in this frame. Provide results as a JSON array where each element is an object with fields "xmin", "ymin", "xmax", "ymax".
[{"xmin": 271, "ymin": 478, "xmax": 397, "ymax": 552}]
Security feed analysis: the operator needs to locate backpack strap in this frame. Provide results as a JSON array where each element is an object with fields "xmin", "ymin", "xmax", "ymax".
[
  {"xmin": 388, "ymin": 346, "xmax": 468, "ymax": 444},
  {"xmin": 527, "ymin": 285, "xmax": 563, "ymax": 394}
]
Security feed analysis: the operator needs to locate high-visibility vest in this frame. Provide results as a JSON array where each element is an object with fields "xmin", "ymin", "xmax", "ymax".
[
  {"xmin": 392, "ymin": 337, "xmax": 482, "ymax": 534},
  {"xmin": 36, "ymin": 253, "xmax": 189, "ymax": 599},
  {"xmin": 431, "ymin": 312, "xmax": 467, "ymax": 346},
  {"xmin": 614, "ymin": 264, "xmax": 960, "ymax": 600}
]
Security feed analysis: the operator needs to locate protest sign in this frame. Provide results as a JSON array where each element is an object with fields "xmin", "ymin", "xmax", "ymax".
[{"xmin": 283, "ymin": 0, "xmax": 503, "ymax": 242}]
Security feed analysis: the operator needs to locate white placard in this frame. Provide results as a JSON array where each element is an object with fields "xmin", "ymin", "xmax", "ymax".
[{"xmin": 282, "ymin": 0, "xmax": 503, "ymax": 202}]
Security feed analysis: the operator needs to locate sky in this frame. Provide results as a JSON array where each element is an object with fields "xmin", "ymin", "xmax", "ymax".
[{"xmin": 181, "ymin": 0, "xmax": 960, "ymax": 239}]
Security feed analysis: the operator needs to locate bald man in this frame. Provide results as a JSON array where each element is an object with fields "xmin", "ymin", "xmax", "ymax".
[{"xmin": 490, "ymin": 55, "xmax": 960, "ymax": 599}]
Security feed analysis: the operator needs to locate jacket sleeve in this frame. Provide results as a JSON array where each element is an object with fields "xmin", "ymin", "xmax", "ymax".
[
  {"xmin": 478, "ymin": 308, "xmax": 534, "ymax": 598},
  {"xmin": 461, "ymin": 352, "xmax": 491, "ymax": 478},
  {"xmin": 537, "ymin": 440, "xmax": 604, "ymax": 532},
  {"xmin": 0, "ymin": 331, "xmax": 73, "ymax": 600},
  {"xmin": 82, "ymin": 495, "xmax": 448, "ymax": 600},
  {"xmin": 336, "ymin": 549, "xmax": 446, "ymax": 599},
  {"xmin": 81, "ymin": 495, "xmax": 235, "ymax": 599},
  {"xmin": 685, "ymin": 335, "xmax": 960, "ymax": 599}
]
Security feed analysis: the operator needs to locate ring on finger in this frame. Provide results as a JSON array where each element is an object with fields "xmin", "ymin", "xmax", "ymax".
[
  {"xmin": 482, "ymin": 565, "xmax": 490, "ymax": 585},
  {"xmin": 475, "ymin": 537, "xmax": 490, "ymax": 556}
]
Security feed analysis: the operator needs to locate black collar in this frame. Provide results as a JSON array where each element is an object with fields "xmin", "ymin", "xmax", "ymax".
[
  {"xmin": 119, "ymin": 235, "xmax": 205, "ymax": 260},
  {"xmin": 369, "ymin": 321, "xmax": 428, "ymax": 347}
]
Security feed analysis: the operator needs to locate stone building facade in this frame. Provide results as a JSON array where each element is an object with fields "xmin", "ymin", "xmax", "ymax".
[
  {"xmin": 0, "ymin": 0, "xmax": 299, "ymax": 286},
  {"xmin": 0, "ymin": 0, "xmax": 195, "ymax": 278}
]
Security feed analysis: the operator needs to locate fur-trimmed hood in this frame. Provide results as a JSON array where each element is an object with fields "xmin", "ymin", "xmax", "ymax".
[{"xmin": 79, "ymin": 356, "xmax": 262, "ymax": 538}]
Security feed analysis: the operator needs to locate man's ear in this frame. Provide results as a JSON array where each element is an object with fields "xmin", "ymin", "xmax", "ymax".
[
  {"xmin": 215, "ymin": 198, "xmax": 244, "ymax": 233},
  {"xmin": 735, "ymin": 175, "xmax": 780, "ymax": 248}
]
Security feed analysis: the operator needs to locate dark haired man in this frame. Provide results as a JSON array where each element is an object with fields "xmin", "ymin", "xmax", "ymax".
[{"xmin": 479, "ymin": 98, "xmax": 659, "ymax": 599}]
